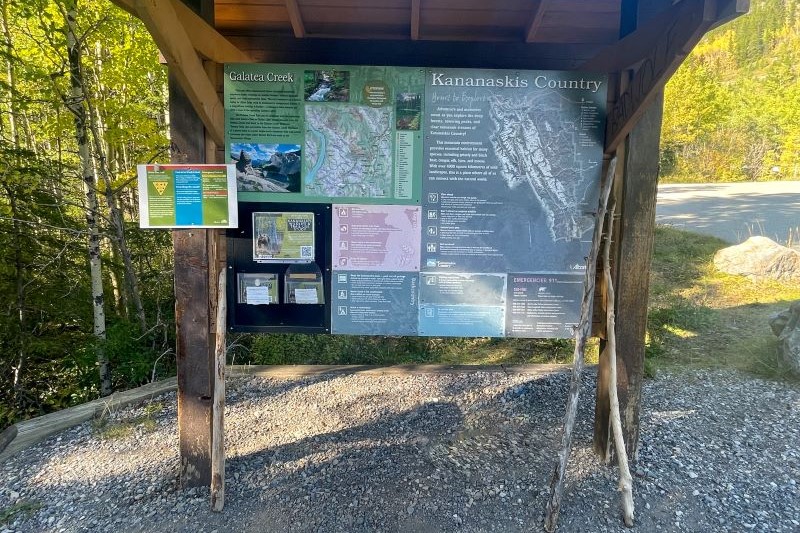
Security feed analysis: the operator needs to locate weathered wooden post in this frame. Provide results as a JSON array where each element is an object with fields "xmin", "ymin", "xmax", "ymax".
[
  {"xmin": 590, "ymin": 0, "xmax": 748, "ymax": 460},
  {"xmin": 169, "ymin": 76, "xmax": 215, "ymax": 486},
  {"xmin": 611, "ymin": 92, "xmax": 664, "ymax": 457}
]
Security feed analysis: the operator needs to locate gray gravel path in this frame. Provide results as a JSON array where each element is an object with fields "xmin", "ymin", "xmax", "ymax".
[{"xmin": 1, "ymin": 368, "xmax": 798, "ymax": 532}]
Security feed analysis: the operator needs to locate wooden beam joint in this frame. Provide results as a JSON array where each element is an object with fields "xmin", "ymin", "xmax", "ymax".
[
  {"xmin": 524, "ymin": 0, "xmax": 550, "ymax": 43},
  {"xmin": 411, "ymin": 0, "xmax": 421, "ymax": 41},
  {"xmin": 286, "ymin": 0, "xmax": 306, "ymax": 38},
  {"xmin": 602, "ymin": 0, "xmax": 747, "ymax": 154},
  {"xmin": 134, "ymin": 0, "xmax": 225, "ymax": 146}
]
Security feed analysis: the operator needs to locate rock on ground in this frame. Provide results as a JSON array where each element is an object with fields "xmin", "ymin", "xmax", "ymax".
[
  {"xmin": 770, "ymin": 301, "xmax": 800, "ymax": 375},
  {"xmin": 713, "ymin": 236, "xmax": 800, "ymax": 282},
  {"xmin": 0, "ymin": 369, "xmax": 798, "ymax": 532}
]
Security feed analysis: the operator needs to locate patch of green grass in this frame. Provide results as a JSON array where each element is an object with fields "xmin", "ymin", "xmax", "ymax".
[
  {"xmin": 91, "ymin": 401, "xmax": 164, "ymax": 440},
  {"xmin": 0, "ymin": 500, "xmax": 42, "ymax": 524},
  {"xmin": 235, "ymin": 333, "xmax": 581, "ymax": 367},
  {"xmin": 646, "ymin": 226, "xmax": 800, "ymax": 379}
]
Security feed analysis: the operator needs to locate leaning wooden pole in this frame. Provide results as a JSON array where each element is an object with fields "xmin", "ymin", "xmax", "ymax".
[
  {"xmin": 211, "ymin": 269, "xmax": 226, "ymax": 511},
  {"xmin": 602, "ymin": 199, "xmax": 635, "ymax": 526},
  {"xmin": 544, "ymin": 157, "xmax": 616, "ymax": 532}
]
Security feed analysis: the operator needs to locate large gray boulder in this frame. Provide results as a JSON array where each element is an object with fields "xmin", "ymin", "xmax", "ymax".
[
  {"xmin": 713, "ymin": 236, "xmax": 800, "ymax": 282},
  {"xmin": 0, "ymin": 424, "xmax": 16, "ymax": 454},
  {"xmin": 769, "ymin": 301, "xmax": 800, "ymax": 375}
]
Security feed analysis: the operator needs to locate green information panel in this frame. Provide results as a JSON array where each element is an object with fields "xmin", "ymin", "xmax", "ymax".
[
  {"xmin": 224, "ymin": 63, "xmax": 424, "ymax": 205},
  {"xmin": 137, "ymin": 164, "xmax": 238, "ymax": 228}
]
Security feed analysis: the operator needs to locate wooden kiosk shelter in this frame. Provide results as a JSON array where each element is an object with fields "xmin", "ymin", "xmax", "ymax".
[{"xmin": 113, "ymin": 0, "xmax": 748, "ymax": 497}]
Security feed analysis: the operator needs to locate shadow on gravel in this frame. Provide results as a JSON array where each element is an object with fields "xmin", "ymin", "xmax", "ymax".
[
  {"xmin": 216, "ymin": 371, "xmax": 590, "ymax": 532},
  {"xmin": 1, "ymin": 371, "xmax": 611, "ymax": 533}
]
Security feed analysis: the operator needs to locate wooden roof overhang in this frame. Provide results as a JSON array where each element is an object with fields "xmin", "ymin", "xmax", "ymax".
[{"xmin": 115, "ymin": 0, "xmax": 748, "ymax": 153}]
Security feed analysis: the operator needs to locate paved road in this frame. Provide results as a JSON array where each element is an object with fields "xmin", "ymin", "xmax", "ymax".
[{"xmin": 656, "ymin": 181, "xmax": 800, "ymax": 248}]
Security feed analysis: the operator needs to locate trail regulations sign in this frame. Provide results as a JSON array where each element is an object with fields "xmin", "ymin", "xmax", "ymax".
[
  {"xmin": 137, "ymin": 164, "xmax": 238, "ymax": 228},
  {"xmin": 225, "ymin": 64, "xmax": 606, "ymax": 338}
]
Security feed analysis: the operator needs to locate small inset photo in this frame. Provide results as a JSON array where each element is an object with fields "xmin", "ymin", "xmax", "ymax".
[
  {"xmin": 231, "ymin": 143, "xmax": 301, "ymax": 193},
  {"xmin": 304, "ymin": 70, "xmax": 350, "ymax": 102},
  {"xmin": 396, "ymin": 92, "xmax": 422, "ymax": 130}
]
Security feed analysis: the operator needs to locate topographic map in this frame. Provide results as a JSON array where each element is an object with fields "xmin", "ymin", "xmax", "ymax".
[
  {"xmin": 488, "ymin": 93, "xmax": 600, "ymax": 243},
  {"xmin": 304, "ymin": 105, "xmax": 393, "ymax": 198}
]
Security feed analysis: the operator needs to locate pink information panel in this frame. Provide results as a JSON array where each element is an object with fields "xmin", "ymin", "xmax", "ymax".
[{"xmin": 332, "ymin": 204, "xmax": 421, "ymax": 271}]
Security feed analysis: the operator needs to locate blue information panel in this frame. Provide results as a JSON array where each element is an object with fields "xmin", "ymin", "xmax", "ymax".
[
  {"xmin": 418, "ymin": 305, "xmax": 505, "ymax": 337},
  {"xmin": 417, "ymin": 272, "xmax": 507, "ymax": 336},
  {"xmin": 331, "ymin": 271, "xmax": 418, "ymax": 335},
  {"xmin": 174, "ymin": 169, "xmax": 204, "ymax": 226},
  {"xmin": 421, "ymin": 69, "xmax": 605, "ymax": 274}
]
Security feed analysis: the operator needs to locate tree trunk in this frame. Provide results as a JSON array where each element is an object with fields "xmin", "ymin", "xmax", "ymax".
[
  {"xmin": 3, "ymin": 184, "xmax": 26, "ymax": 402},
  {"xmin": 86, "ymin": 84, "xmax": 147, "ymax": 333},
  {"xmin": 65, "ymin": 2, "xmax": 111, "ymax": 397},
  {"xmin": 86, "ymin": 43, "xmax": 147, "ymax": 334},
  {"xmin": 0, "ymin": 0, "xmax": 19, "ymax": 147},
  {"xmin": 107, "ymin": 241, "xmax": 128, "ymax": 318}
]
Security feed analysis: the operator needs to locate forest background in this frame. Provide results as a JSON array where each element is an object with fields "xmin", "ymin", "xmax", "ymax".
[{"xmin": 0, "ymin": 0, "xmax": 798, "ymax": 426}]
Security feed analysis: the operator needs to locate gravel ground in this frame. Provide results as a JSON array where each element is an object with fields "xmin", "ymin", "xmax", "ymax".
[{"xmin": 1, "ymin": 368, "xmax": 798, "ymax": 532}]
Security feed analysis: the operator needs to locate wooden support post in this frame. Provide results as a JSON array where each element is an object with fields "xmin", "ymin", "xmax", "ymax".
[
  {"xmin": 613, "ymin": 91, "xmax": 664, "ymax": 458},
  {"xmin": 170, "ymin": 73, "xmax": 214, "ymax": 487},
  {"xmin": 135, "ymin": 0, "xmax": 226, "ymax": 146}
]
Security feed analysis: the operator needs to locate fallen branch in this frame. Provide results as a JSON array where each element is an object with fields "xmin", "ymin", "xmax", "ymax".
[
  {"xmin": 211, "ymin": 269, "xmax": 227, "ymax": 512},
  {"xmin": 603, "ymin": 199, "xmax": 635, "ymax": 526},
  {"xmin": 544, "ymin": 157, "xmax": 616, "ymax": 532}
]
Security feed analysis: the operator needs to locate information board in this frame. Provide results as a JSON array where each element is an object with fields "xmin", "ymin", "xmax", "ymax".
[
  {"xmin": 225, "ymin": 64, "xmax": 424, "ymax": 204},
  {"xmin": 137, "ymin": 164, "xmax": 238, "ymax": 228},
  {"xmin": 226, "ymin": 64, "xmax": 607, "ymax": 339}
]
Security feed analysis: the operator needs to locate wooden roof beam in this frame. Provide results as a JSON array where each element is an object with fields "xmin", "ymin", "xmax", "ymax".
[
  {"xmin": 286, "ymin": 0, "xmax": 307, "ymax": 38},
  {"xmin": 134, "ymin": 0, "xmax": 225, "ymax": 145},
  {"xmin": 111, "ymin": 0, "xmax": 251, "ymax": 64},
  {"xmin": 524, "ymin": 0, "xmax": 550, "ymax": 43},
  {"xmin": 411, "ymin": 0, "xmax": 421, "ymax": 40},
  {"xmin": 597, "ymin": 0, "xmax": 748, "ymax": 154}
]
